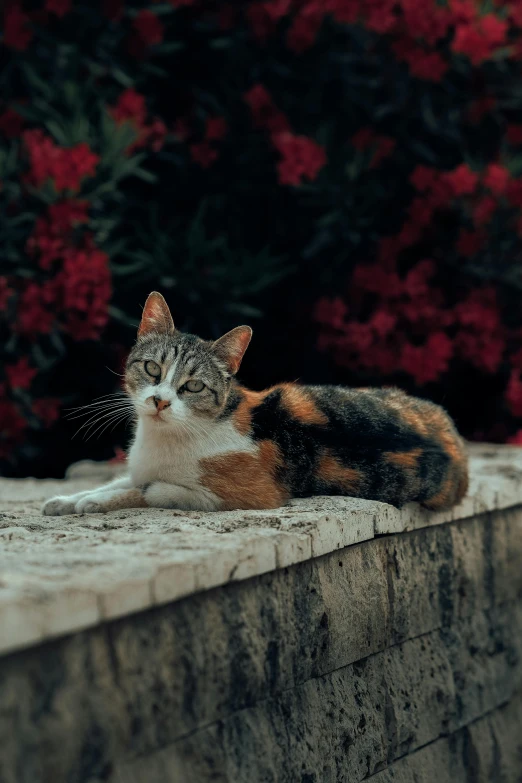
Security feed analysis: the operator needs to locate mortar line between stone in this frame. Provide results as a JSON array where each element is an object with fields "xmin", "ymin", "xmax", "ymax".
[
  {"xmin": 363, "ymin": 690, "xmax": 522, "ymax": 780},
  {"xmin": 127, "ymin": 595, "xmax": 520, "ymax": 753}
]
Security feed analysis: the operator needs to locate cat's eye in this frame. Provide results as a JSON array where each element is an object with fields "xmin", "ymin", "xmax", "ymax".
[
  {"xmin": 185, "ymin": 380, "xmax": 205, "ymax": 393},
  {"xmin": 144, "ymin": 360, "xmax": 161, "ymax": 378}
]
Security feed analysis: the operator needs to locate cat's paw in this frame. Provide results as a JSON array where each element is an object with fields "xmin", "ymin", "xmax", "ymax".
[
  {"xmin": 75, "ymin": 495, "xmax": 108, "ymax": 514},
  {"xmin": 42, "ymin": 496, "xmax": 78, "ymax": 516}
]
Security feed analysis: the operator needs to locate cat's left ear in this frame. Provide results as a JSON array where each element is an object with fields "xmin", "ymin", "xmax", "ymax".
[
  {"xmin": 138, "ymin": 292, "xmax": 175, "ymax": 338},
  {"xmin": 212, "ymin": 326, "xmax": 252, "ymax": 374}
]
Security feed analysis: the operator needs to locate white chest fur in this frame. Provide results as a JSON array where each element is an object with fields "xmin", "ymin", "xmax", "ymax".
[{"xmin": 128, "ymin": 417, "xmax": 256, "ymax": 488}]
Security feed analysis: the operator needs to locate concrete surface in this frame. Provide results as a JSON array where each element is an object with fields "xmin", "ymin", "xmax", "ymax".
[
  {"xmin": 1, "ymin": 445, "xmax": 522, "ymax": 656},
  {"xmin": 1, "ymin": 445, "xmax": 522, "ymax": 782}
]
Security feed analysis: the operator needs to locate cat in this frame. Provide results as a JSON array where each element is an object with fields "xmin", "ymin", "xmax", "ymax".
[{"xmin": 43, "ymin": 291, "xmax": 468, "ymax": 516}]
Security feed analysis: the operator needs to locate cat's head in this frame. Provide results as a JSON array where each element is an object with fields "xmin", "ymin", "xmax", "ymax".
[{"xmin": 125, "ymin": 292, "xmax": 251, "ymax": 430}]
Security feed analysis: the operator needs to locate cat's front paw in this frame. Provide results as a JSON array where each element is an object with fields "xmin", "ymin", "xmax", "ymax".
[
  {"xmin": 42, "ymin": 496, "xmax": 78, "ymax": 516},
  {"xmin": 75, "ymin": 495, "xmax": 108, "ymax": 514}
]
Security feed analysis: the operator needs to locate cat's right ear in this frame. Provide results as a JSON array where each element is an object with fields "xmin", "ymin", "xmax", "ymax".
[{"xmin": 138, "ymin": 292, "xmax": 175, "ymax": 338}]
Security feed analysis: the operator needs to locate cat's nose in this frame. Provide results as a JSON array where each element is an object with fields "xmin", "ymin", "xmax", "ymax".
[{"xmin": 153, "ymin": 397, "xmax": 171, "ymax": 411}]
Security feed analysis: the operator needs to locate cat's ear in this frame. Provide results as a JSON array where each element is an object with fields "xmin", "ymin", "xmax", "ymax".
[
  {"xmin": 212, "ymin": 326, "xmax": 252, "ymax": 374},
  {"xmin": 138, "ymin": 292, "xmax": 175, "ymax": 338}
]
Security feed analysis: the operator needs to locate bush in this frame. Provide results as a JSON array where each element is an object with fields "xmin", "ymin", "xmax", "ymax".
[{"xmin": 1, "ymin": 0, "xmax": 522, "ymax": 476}]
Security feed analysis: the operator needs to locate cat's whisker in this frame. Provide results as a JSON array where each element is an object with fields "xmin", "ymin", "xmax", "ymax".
[
  {"xmin": 65, "ymin": 395, "xmax": 128, "ymax": 414},
  {"xmin": 66, "ymin": 402, "xmax": 134, "ymax": 421},
  {"xmin": 82, "ymin": 412, "xmax": 134, "ymax": 442},
  {"xmin": 72, "ymin": 407, "xmax": 135, "ymax": 439},
  {"xmin": 85, "ymin": 411, "xmax": 135, "ymax": 441}
]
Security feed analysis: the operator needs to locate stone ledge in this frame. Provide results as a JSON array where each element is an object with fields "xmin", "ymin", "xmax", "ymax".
[
  {"xmin": 1, "ymin": 444, "xmax": 522, "ymax": 657},
  {"xmin": 1, "ymin": 499, "xmax": 521, "ymax": 782}
]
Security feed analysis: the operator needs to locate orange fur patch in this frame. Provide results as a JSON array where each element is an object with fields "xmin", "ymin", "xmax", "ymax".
[
  {"xmin": 423, "ymin": 475, "xmax": 456, "ymax": 511},
  {"xmin": 280, "ymin": 385, "xmax": 328, "ymax": 426},
  {"xmin": 384, "ymin": 448, "xmax": 422, "ymax": 470},
  {"xmin": 399, "ymin": 406, "xmax": 429, "ymax": 437},
  {"xmin": 317, "ymin": 453, "xmax": 362, "ymax": 493},
  {"xmin": 199, "ymin": 440, "xmax": 288, "ymax": 510},
  {"xmin": 103, "ymin": 489, "xmax": 148, "ymax": 511},
  {"xmin": 233, "ymin": 389, "xmax": 267, "ymax": 436}
]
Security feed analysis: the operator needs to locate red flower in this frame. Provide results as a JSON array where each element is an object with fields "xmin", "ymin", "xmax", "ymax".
[
  {"xmin": 445, "ymin": 163, "xmax": 478, "ymax": 196},
  {"xmin": 472, "ymin": 195, "xmax": 496, "ymax": 226},
  {"xmin": 3, "ymin": 5, "xmax": 33, "ymax": 51},
  {"xmin": 45, "ymin": 0, "xmax": 71, "ymax": 17},
  {"xmin": 110, "ymin": 90, "xmax": 166, "ymax": 152},
  {"xmin": 27, "ymin": 201, "xmax": 90, "ymax": 269},
  {"xmin": 365, "ymin": 1, "xmax": 396, "ymax": 34},
  {"xmin": 480, "ymin": 14, "xmax": 508, "ymax": 46},
  {"xmin": 23, "ymin": 130, "xmax": 99, "ymax": 193},
  {"xmin": 507, "ymin": 125, "xmax": 522, "ymax": 145},
  {"xmin": 483, "ymin": 163, "xmax": 510, "ymax": 195},
  {"xmin": 369, "ymin": 308, "xmax": 396, "ymax": 337},
  {"xmin": 57, "ymin": 246, "xmax": 112, "ymax": 340},
  {"xmin": 190, "ymin": 142, "xmax": 218, "ymax": 168},
  {"xmin": 147, "ymin": 118, "xmax": 167, "ymax": 152},
  {"xmin": 457, "ymin": 229, "xmax": 485, "ymax": 257},
  {"xmin": 452, "ymin": 14, "xmax": 508, "ymax": 65},
  {"xmin": 352, "ymin": 262, "xmax": 402, "ymax": 298},
  {"xmin": 0, "ymin": 108, "xmax": 24, "ymax": 138},
  {"xmin": 401, "ymin": 0, "xmax": 451, "ymax": 44},
  {"xmin": 314, "ymin": 296, "xmax": 347, "ymax": 328},
  {"xmin": 456, "ymin": 332, "xmax": 504, "ymax": 374},
  {"xmin": 133, "ymin": 10, "xmax": 164, "ymax": 47},
  {"xmin": 57, "ymin": 144, "xmax": 99, "ymax": 192},
  {"xmin": 110, "ymin": 89, "xmax": 147, "ymax": 125},
  {"xmin": 272, "ymin": 132, "xmax": 327, "ymax": 186},
  {"xmin": 507, "ymin": 179, "xmax": 522, "ymax": 207},
  {"xmin": 16, "ymin": 281, "xmax": 57, "ymax": 336},
  {"xmin": 449, "ymin": 0, "xmax": 476, "ymax": 25},
  {"xmin": 206, "ymin": 116, "xmax": 228, "ymax": 141},
  {"xmin": 393, "ymin": 40, "xmax": 448, "ymax": 82},
  {"xmin": 507, "ymin": 430, "xmax": 522, "ymax": 445},
  {"xmin": 287, "ymin": 4, "xmax": 324, "ymax": 53},
  {"xmin": 244, "ymin": 85, "xmax": 291, "ymax": 134},
  {"xmin": 49, "ymin": 200, "xmax": 90, "ymax": 232},
  {"xmin": 403, "ymin": 259, "xmax": 436, "ymax": 297},
  {"xmin": 410, "ymin": 165, "xmax": 437, "ymax": 192},
  {"xmin": 400, "ymin": 332, "xmax": 453, "ymax": 385},
  {"xmin": 6, "ymin": 358, "xmax": 37, "ymax": 390},
  {"xmin": 33, "ymin": 398, "xmax": 61, "ymax": 427}
]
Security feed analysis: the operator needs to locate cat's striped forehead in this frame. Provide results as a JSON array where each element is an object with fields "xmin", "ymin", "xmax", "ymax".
[{"xmin": 125, "ymin": 331, "xmax": 230, "ymax": 394}]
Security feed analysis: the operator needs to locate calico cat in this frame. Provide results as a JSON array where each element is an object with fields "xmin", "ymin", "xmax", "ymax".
[{"xmin": 43, "ymin": 292, "xmax": 468, "ymax": 516}]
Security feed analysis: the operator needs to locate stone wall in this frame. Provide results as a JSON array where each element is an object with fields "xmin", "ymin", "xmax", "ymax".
[{"xmin": 0, "ymin": 446, "xmax": 521, "ymax": 782}]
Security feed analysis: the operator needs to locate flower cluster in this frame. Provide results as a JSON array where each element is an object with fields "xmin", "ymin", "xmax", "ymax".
[
  {"xmin": 245, "ymin": 0, "xmax": 513, "ymax": 82},
  {"xmin": 2, "ymin": 0, "xmax": 522, "ymax": 474},
  {"xmin": 109, "ymin": 88, "xmax": 167, "ymax": 152},
  {"xmin": 244, "ymin": 84, "xmax": 326, "ymax": 185},
  {"xmin": 23, "ymin": 130, "xmax": 99, "ymax": 193}
]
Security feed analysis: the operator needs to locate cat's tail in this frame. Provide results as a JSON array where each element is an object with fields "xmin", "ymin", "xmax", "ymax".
[{"xmin": 423, "ymin": 429, "xmax": 469, "ymax": 511}]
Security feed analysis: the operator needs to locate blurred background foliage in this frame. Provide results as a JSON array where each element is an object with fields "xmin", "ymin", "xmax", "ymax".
[{"xmin": 2, "ymin": 0, "xmax": 522, "ymax": 476}]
